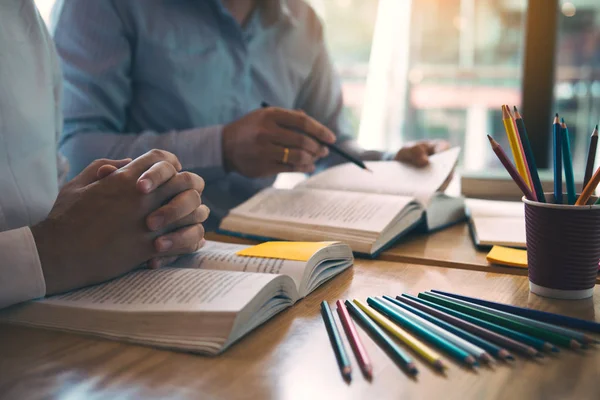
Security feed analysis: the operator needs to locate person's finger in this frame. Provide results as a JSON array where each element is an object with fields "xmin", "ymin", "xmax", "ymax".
[
  {"xmin": 432, "ymin": 139, "xmax": 451, "ymax": 153},
  {"xmin": 147, "ymin": 255, "xmax": 179, "ymax": 269},
  {"xmin": 395, "ymin": 144, "xmax": 430, "ymax": 167},
  {"xmin": 162, "ymin": 205, "xmax": 210, "ymax": 231},
  {"xmin": 267, "ymin": 108, "xmax": 336, "ymax": 144},
  {"xmin": 153, "ymin": 171, "xmax": 206, "ymax": 203},
  {"xmin": 137, "ymin": 160, "xmax": 178, "ymax": 194},
  {"xmin": 73, "ymin": 158, "xmax": 133, "ymax": 187},
  {"xmin": 154, "ymin": 224, "xmax": 206, "ymax": 255},
  {"xmin": 146, "ymin": 190, "xmax": 205, "ymax": 232},
  {"xmin": 268, "ymin": 126, "xmax": 323, "ymax": 156},
  {"xmin": 122, "ymin": 149, "xmax": 182, "ymax": 177}
]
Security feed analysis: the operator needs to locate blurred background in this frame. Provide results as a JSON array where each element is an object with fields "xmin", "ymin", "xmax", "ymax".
[{"xmin": 36, "ymin": 0, "xmax": 600, "ymax": 176}]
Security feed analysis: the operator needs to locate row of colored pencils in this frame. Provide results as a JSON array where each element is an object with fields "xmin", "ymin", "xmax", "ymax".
[
  {"xmin": 489, "ymin": 105, "xmax": 600, "ymax": 205},
  {"xmin": 321, "ymin": 291, "xmax": 600, "ymax": 381}
]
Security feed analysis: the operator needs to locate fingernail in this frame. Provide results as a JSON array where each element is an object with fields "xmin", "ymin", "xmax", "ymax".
[
  {"xmin": 148, "ymin": 215, "xmax": 164, "ymax": 231},
  {"xmin": 158, "ymin": 238, "xmax": 172, "ymax": 251},
  {"xmin": 199, "ymin": 238, "xmax": 206, "ymax": 248},
  {"xmin": 321, "ymin": 147, "xmax": 329, "ymax": 156},
  {"xmin": 139, "ymin": 178, "xmax": 153, "ymax": 193}
]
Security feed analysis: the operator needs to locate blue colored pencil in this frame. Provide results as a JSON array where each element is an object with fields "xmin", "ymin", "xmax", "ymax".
[
  {"xmin": 554, "ymin": 113, "xmax": 563, "ymax": 204},
  {"xmin": 430, "ymin": 290, "xmax": 600, "ymax": 336},
  {"xmin": 320, "ymin": 301, "xmax": 352, "ymax": 381},
  {"xmin": 383, "ymin": 296, "xmax": 497, "ymax": 362},
  {"xmin": 344, "ymin": 300, "xmax": 418, "ymax": 375},
  {"xmin": 561, "ymin": 118, "xmax": 576, "ymax": 204},
  {"xmin": 367, "ymin": 297, "xmax": 478, "ymax": 367},
  {"xmin": 514, "ymin": 107, "xmax": 546, "ymax": 202},
  {"xmin": 416, "ymin": 293, "xmax": 554, "ymax": 353}
]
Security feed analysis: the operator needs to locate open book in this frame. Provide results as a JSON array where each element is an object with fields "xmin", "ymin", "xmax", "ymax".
[
  {"xmin": 219, "ymin": 147, "xmax": 466, "ymax": 256},
  {"xmin": 0, "ymin": 240, "xmax": 353, "ymax": 355},
  {"xmin": 466, "ymin": 198, "xmax": 526, "ymax": 249}
]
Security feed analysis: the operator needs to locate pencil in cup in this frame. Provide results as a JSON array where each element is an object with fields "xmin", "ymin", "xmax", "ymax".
[
  {"xmin": 487, "ymin": 135, "xmax": 535, "ymax": 200},
  {"xmin": 502, "ymin": 105, "xmax": 530, "ymax": 189},
  {"xmin": 583, "ymin": 125, "xmax": 598, "ymax": 189},
  {"xmin": 335, "ymin": 300, "xmax": 373, "ymax": 378},
  {"xmin": 344, "ymin": 300, "xmax": 418, "ymax": 375},
  {"xmin": 353, "ymin": 299, "xmax": 445, "ymax": 370},
  {"xmin": 421, "ymin": 292, "xmax": 569, "ymax": 350},
  {"xmin": 416, "ymin": 292, "xmax": 552, "ymax": 354},
  {"xmin": 561, "ymin": 119, "xmax": 576, "ymax": 205},
  {"xmin": 514, "ymin": 106, "xmax": 546, "ymax": 202},
  {"xmin": 384, "ymin": 295, "xmax": 501, "ymax": 362},
  {"xmin": 367, "ymin": 297, "xmax": 478, "ymax": 368},
  {"xmin": 578, "ymin": 164, "xmax": 600, "ymax": 205},
  {"xmin": 320, "ymin": 301, "xmax": 352, "ymax": 380},
  {"xmin": 430, "ymin": 290, "xmax": 598, "ymax": 345},
  {"xmin": 553, "ymin": 114, "xmax": 563, "ymax": 204}
]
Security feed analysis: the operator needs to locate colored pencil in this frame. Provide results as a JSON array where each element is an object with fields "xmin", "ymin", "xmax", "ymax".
[
  {"xmin": 399, "ymin": 295, "xmax": 525, "ymax": 359},
  {"xmin": 553, "ymin": 113, "xmax": 563, "ymax": 204},
  {"xmin": 344, "ymin": 300, "xmax": 418, "ymax": 375},
  {"xmin": 561, "ymin": 118, "xmax": 577, "ymax": 205},
  {"xmin": 429, "ymin": 290, "xmax": 600, "ymax": 336},
  {"xmin": 428, "ymin": 291, "xmax": 583, "ymax": 348},
  {"xmin": 502, "ymin": 105, "xmax": 530, "ymax": 188},
  {"xmin": 261, "ymin": 101, "xmax": 371, "ymax": 172},
  {"xmin": 320, "ymin": 301, "xmax": 352, "ymax": 381},
  {"xmin": 336, "ymin": 300, "xmax": 373, "ymax": 378},
  {"xmin": 514, "ymin": 106, "xmax": 546, "ymax": 202},
  {"xmin": 382, "ymin": 296, "xmax": 495, "ymax": 363},
  {"xmin": 578, "ymin": 164, "xmax": 600, "ymax": 205},
  {"xmin": 416, "ymin": 293, "xmax": 554, "ymax": 353},
  {"xmin": 353, "ymin": 299, "xmax": 445, "ymax": 370},
  {"xmin": 583, "ymin": 125, "xmax": 598, "ymax": 189},
  {"xmin": 422, "ymin": 292, "xmax": 574, "ymax": 349},
  {"xmin": 488, "ymin": 135, "xmax": 535, "ymax": 200},
  {"xmin": 367, "ymin": 297, "xmax": 478, "ymax": 367},
  {"xmin": 508, "ymin": 106, "xmax": 536, "ymax": 199}
]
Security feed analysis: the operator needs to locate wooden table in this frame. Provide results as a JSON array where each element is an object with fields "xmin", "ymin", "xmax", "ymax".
[{"xmin": 1, "ymin": 261, "xmax": 599, "ymax": 400}]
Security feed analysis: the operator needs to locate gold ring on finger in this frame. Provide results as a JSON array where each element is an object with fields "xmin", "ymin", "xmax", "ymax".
[{"xmin": 282, "ymin": 147, "xmax": 290, "ymax": 164}]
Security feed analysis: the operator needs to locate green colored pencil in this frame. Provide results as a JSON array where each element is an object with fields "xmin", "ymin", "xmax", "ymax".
[
  {"xmin": 344, "ymin": 300, "xmax": 418, "ymax": 375},
  {"xmin": 367, "ymin": 297, "xmax": 478, "ymax": 367},
  {"xmin": 422, "ymin": 292, "xmax": 578, "ymax": 349},
  {"xmin": 321, "ymin": 301, "xmax": 352, "ymax": 381},
  {"xmin": 417, "ymin": 293, "xmax": 555, "ymax": 353}
]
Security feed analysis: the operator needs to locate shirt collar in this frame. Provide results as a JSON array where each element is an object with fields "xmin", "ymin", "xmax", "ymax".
[{"xmin": 261, "ymin": 0, "xmax": 298, "ymax": 27}]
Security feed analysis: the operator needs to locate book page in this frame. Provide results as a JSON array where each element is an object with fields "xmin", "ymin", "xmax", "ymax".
[
  {"xmin": 299, "ymin": 147, "xmax": 460, "ymax": 201},
  {"xmin": 172, "ymin": 241, "xmax": 307, "ymax": 290},
  {"xmin": 229, "ymin": 188, "xmax": 414, "ymax": 232},
  {"xmin": 43, "ymin": 269, "xmax": 279, "ymax": 312}
]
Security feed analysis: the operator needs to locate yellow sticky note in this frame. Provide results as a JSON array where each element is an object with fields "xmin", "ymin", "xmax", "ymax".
[
  {"xmin": 486, "ymin": 246, "xmax": 527, "ymax": 268},
  {"xmin": 236, "ymin": 241, "xmax": 339, "ymax": 262}
]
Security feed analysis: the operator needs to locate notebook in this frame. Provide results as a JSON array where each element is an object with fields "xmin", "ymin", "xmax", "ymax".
[
  {"xmin": 466, "ymin": 199, "xmax": 526, "ymax": 249},
  {"xmin": 0, "ymin": 240, "xmax": 353, "ymax": 355},
  {"xmin": 219, "ymin": 148, "xmax": 466, "ymax": 256}
]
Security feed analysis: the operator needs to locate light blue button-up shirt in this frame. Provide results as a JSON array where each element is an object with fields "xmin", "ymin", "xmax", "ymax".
[{"xmin": 52, "ymin": 0, "xmax": 354, "ymax": 230}]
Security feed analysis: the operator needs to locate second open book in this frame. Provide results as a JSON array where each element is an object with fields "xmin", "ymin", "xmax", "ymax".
[
  {"xmin": 220, "ymin": 147, "xmax": 466, "ymax": 256},
  {"xmin": 0, "ymin": 240, "xmax": 353, "ymax": 355}
]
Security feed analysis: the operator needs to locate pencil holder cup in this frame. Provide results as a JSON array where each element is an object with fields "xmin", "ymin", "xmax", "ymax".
[{"xmin": 523, "ymin": 194, "xmax": 600, "ymax": 300}]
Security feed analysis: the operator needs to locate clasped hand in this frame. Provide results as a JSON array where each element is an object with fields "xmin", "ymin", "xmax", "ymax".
[{"xmin": 32, "ymin": 150, "xmax": 209, "ymax": 295}]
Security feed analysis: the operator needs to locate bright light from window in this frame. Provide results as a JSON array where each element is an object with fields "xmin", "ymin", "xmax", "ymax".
[
  {"xmin": 34, "ymin": 0, "xmax": 55, "ymax": 23},
  {"xmin": 561, "ymin": 2, "xmax": 576, "ymax": 17}
]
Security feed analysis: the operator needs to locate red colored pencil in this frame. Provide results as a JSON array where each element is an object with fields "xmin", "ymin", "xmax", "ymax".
[
  {"xmin": 336, "ymin": 300, "xmax": 373, "ymax": 379},
  {"xmin": 488, "ymin": 135, "xmax": 535, "ymax": 201}
]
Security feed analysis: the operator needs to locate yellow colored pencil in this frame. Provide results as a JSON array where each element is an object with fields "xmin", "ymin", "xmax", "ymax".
[
  {"xmin": 353, "ymin": 299, "xmax": 446, "ymax": 370},
  {"xmin": 502, "ymin": 105, "xmax": 530, "ymax": 189}
]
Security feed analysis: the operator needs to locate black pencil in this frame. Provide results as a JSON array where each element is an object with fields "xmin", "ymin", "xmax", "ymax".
[
  {"xmin": 321, "ymin": 301, "xmax": 352, "ymax": 381},
  {"xmin": 583, "ymin": 125, "xmax": 598, "ymax": 188},
  {"xmin": 261, "ymin": 102, "xmax": 371, "ymax": 172}
]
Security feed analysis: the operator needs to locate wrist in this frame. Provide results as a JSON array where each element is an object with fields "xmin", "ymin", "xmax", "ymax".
[{"xmin": 30, "ymin": 219, "xmax": 66, "ymax": 295}]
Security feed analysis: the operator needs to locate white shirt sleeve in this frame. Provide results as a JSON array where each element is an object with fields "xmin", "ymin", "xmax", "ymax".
[{"xmin": 0, "ymin": 227, "xmax": 46, "ymax": 309}]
